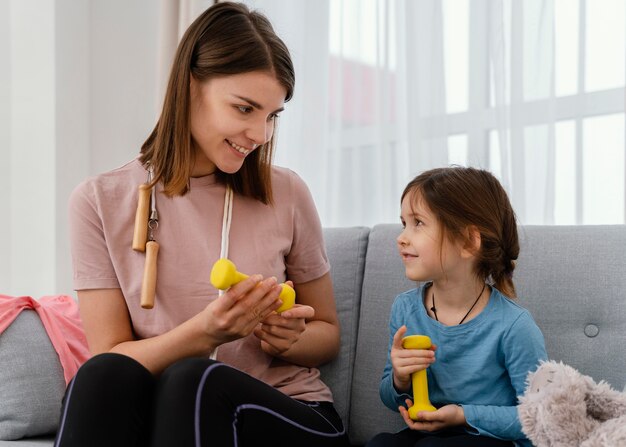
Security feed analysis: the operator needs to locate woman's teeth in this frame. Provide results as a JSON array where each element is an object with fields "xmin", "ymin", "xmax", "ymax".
[{"xmin": 227, "ymin": 140, "xmax": 251, "ymax": 155}]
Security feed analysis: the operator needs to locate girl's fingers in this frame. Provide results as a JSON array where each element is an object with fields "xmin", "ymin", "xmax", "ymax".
[{"xmin": 392, "ymin": 325, "xmax": 408, "ymax": 349}]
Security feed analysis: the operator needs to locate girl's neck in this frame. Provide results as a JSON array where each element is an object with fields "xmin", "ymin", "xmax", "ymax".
[
  {"xmin": 426, "ymin": 279, "xmax": 490, "ymax": 325},
  {"xmin": 428, "ymin": 279, "xmax": 484, "ymax": 305}
]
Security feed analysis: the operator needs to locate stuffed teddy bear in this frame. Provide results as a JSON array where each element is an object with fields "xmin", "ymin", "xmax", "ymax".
[{"xmin": 518, "ymin": 360, "xmax": 626, "ymax": 447}]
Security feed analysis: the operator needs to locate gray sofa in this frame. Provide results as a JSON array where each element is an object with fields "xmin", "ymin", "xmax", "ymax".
[{"xmin": 2, "ymin": 224, "xmax": 626, "ymax": 446}]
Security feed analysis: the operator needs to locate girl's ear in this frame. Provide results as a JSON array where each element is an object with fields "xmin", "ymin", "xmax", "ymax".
[{"xmin": 460, "ymin": 225, "xmax": 481, "ymax": 258}]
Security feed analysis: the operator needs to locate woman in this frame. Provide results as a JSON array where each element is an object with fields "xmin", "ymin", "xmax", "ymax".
[{"xmin": 58, "ymin": 2, "xmax": 349, "ymax": 446}]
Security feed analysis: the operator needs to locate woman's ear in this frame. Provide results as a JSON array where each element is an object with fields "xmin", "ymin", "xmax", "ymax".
[
  {"xmin": 461, "ymin": 225, "xmax": 481, "ymax": 258},
  {"xmin": 190, "ymin": 74, "xmax": 198, "ymax": 95}
]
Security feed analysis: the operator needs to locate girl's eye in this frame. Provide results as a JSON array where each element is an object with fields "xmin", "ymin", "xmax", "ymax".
[
  {"xmin": 414, "ymin": 219, "xmax": 423, "ymax": 227},
  {"xmin": 400, "ymin": 220, "xmax": 406, "ymax": 229}
]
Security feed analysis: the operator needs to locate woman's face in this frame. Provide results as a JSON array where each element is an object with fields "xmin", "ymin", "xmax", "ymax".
[{"xmin": 189, "ymin": 70, "xmax": 287, "ymax": 176}]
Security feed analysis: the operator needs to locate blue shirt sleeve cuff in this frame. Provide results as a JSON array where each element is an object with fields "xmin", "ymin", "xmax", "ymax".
[{"xmin": 460, "ymin": 404, "xmax": 480, "ymax": 434}]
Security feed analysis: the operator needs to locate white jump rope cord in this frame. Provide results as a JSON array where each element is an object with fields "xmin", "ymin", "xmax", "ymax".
[
  {"xmin": 210, "ymin": 185, "xmax": 233, "ymax": 360},
  {"xmin": 146, "ymin": 169, "xmax": 231, "ymax": 360}
]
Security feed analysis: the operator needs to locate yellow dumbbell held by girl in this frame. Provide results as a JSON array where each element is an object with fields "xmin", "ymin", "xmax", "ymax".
[
  {"xmin": 402, "ymin": 334, "xmax": 437, "ymax": 420},
  {"xmin": 210, "ymin": 258, "xmax": 295, "ymax": 313}
]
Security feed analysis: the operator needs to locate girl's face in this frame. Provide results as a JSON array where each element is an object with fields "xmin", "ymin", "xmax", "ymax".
[
  {"xmin": 189, "ymin": 70, "xmax": 287, "ymax": 176},
  {"xmin": 397, "ymin": 191, "xmax": 465, "ymax": 282}
]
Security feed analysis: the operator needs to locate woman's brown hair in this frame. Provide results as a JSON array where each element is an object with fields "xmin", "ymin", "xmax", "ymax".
[
  {"xmin": 140, "ymin": 1, "xmax": 295, "ymax": 203},
  {"xmin": 401, "ymin": 166, "xmax": 520, "ymax": 298}
]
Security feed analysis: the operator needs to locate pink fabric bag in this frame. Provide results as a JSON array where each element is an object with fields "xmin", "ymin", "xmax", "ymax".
[{"xmin": 0, "ymin": 294, "xmax": 90, "ymax": 384}]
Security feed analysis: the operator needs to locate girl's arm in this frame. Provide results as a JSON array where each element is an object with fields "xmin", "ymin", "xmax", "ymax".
[
  {"xmin": 401, "ymin": 313, "xmax": 546, "ymax": 437},
  {"xmin": 459, "ymin": 314, "xmax": 547, "ymax": 440},
  {"xmin": 78, "ymin": 273, "xmax": 284, "ymax": 375},
  {"xmin": 380, "ymin": 296, "xmax": 415, "ymax": 410},
  {"xmin": 254, "ymin": 272, "xmax": 340, "ymax": 367}
]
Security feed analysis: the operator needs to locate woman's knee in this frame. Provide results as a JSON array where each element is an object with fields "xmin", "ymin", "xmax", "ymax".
[
  {"xmin": 155, "ymin": 358, "xmax": 228, "ymax": 409},
  {"xmin": 151, "ymin": 359, "xmax": 224, "ymax": 446},
  {"xmin": 71, "ymin": 353, "xmax": 153, "ymax": 398},
  {"xmin": 159, "ymin": 358, "xmax": 220, "ymax": 391}
]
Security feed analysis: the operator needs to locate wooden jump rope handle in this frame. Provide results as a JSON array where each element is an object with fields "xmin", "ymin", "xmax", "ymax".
[
  {"xmin": 133, "ymin": 183, "xmax": 158, "ymax": 308},
  {"xmin": 132, "ymin": 184, "xmax": 151, "ymax": 252},
  {"xmin": 140, "ymin": 240, "xmax": 159, "ymax": 309}
]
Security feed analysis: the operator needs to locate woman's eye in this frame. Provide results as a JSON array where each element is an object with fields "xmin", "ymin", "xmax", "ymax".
[
  {"xmin": 268, "ymin": 113, "xmax": 280, "ymax": 121},
  {"xmin": 237, "ymin": 105, "xmax": 253, "ymax": 114},
  {"xmin": 414, "ymin": 219, "xmax": 423, "ymax": 227}
]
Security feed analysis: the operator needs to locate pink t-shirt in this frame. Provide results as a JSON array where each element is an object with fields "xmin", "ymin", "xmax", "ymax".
[{"xmin": 68, "ymin": 158, "xmax": 333, "ymax": 402}]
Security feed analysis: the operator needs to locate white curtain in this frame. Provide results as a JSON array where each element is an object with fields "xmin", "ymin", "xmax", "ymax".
[
  {"xmin": 2, "ymin": 0, "xmax": 623, "ymax": 297},
  {"xmin": 236, "ymin": 0, "xmax": 624, "ymax": 227},
  {"xmin": 156, "ymin": 0, "xmax": 216, "ymax": 113}
]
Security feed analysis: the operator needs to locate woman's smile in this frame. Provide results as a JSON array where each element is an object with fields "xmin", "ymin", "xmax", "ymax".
[{"xmin": 226, "ymin": 139, "xmax": 252, "ymax": 156}]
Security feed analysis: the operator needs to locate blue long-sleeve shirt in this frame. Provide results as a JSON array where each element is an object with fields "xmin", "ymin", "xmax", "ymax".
[{"xmin": 380, "ymin": 285, "xmax": 547, "ymax": 447}]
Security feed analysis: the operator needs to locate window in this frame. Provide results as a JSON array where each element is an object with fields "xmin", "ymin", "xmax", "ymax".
[{"xmin": 326, "ymin": 0, "xmax": 625, "ymax": 225}]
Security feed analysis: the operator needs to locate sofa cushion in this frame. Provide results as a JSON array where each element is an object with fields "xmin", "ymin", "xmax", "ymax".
[
  {"xmin": 0, "ymin": 310, "xmax": 65, "ymax": 440},
  {"xmin": 321, "ymin": 226, "xmax": 370, "ymax": 436},
  {"xmin": 0, "ymin": 437, "xmax": 55, "ymax": 447}
]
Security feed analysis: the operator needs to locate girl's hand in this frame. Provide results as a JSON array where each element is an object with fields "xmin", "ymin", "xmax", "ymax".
[
  {"xmin": 201, "ymin": 274, "xmax": 284, "ymax": 347},
  {"xmin": 390, "ymin": 325, "xmax": 436, "ymax": 392},
  {"xmin": 254, "ymin": 303, "xmax": 315, "ymax": 356},
  {"xmin": 399, "ymin": 400, "xmax": 466, "ymax": 431}
]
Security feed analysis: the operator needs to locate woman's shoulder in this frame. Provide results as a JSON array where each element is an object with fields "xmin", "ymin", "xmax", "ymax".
[
  {"xmin": 69, "ymin": 157, "xmax": 145, "ymax": 208},
  {"xmin": 271, "ymin": 165, "xmax": 305, "ymax": 186},
  {"xmin": 270, "ymin": 165, "xmax": 313, "ymax": 201},
  {"xmin": 74, "ymin": 157, "xmax": 143, "ymax": 190}
]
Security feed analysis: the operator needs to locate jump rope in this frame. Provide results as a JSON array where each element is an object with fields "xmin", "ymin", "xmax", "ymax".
[{"xmin": 131, "ymin": 167, "xmax": 232, "ymax": 359}]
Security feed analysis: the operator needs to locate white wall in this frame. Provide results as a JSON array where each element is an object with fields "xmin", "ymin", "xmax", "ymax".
[
  {"xmin": 55, "ymin": 0, "xmax": 90, "ymax": 296},
  {"xmin": 3, "ymin": 0, "xmax": 160, "ymax": 297},
  {"xmin": 90, "ymin": 1, "xmax": 159, "ymax": 173},
  {"xmin": 8, "ymin": 0, "xmax": 56, "ymax": 297},
  {"xmin": 0, "ymin": 0, "xmax": 10, "ymax": 294}
]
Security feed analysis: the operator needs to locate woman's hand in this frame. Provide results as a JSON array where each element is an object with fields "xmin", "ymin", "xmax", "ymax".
[
  {"xmin": 254, "ymin": 302, "xmax": 315, "ymax": 356},
  {"xmin": 200, "ymin": 274, "xmax": 284, "ymax": 348},
  {"xmin": 390, "ymin": 325, "xmax": 436, "ymax": 392},
  {"xmin": 399, "ymin": 400, "xmax": 466, "ymax": 431}
]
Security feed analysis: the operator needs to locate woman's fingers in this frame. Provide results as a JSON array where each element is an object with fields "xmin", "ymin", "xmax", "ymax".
[{"xmin": 208, "ymin": 275, "xmax": 284, "ymax": 339}]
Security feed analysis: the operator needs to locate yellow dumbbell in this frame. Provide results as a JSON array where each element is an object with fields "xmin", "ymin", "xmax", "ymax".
[
  {"xmin": 210, "ymin": 258, "xmax": 295, "ymax": 313},
  {"xmin": 402, "ymin": 335, "xmax": 437, "ymax": 419}
]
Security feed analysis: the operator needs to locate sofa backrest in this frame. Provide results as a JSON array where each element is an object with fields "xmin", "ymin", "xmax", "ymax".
[
  {"xmin": 321, "ymin": 227, "xmax": 370, "ymax": 434},
  {"xmin": 349, "ymin": 224, "xmax": 412, "ymax": 444},
  {"xmin": 343, "ymin": 224, "xmax": 626, "ymax": 445},
  {"xmin": 514, "ymin": 225, "xmax": 626, "ymax": 390}
]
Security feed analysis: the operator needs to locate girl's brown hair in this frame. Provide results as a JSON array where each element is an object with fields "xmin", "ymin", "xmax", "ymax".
[
  {"xmin": 140, "ymin": 1, "xmax": 295, "ymax": 203},
  {"xmin": 401, "ymin": 166, "xmax": 519, "ymax": 298}
]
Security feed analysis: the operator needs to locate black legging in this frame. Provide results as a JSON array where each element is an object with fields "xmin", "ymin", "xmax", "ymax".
[
  {"xmin": 54, "ymin": 353, "xmax": 350, "ymax": 447},
  {"xmin": 365, "ymin": 428, "xmax": 515, "ymax": 447}
]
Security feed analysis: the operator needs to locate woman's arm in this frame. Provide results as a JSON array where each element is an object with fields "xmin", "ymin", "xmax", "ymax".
[
  {"xmin": 79, "ymin": 273, "xmax": 285, "ymax": 375},
  {"xmin": 254, "ymin": 272, "xmax": 341, "ymax": 367}
]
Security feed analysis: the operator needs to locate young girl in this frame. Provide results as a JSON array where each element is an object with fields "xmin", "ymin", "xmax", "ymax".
[
  {"xmin": 366, "ymin": 167, "xmax": 547, "ymax": 447},
  {"xmin": 57, "ymin": 2, "xmax": 349, "ymax": 446}
]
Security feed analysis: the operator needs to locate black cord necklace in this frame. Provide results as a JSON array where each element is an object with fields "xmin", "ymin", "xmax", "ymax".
[{"xmin": 430, "ymin": 282, "xmax": 487, "ymax": 325}]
